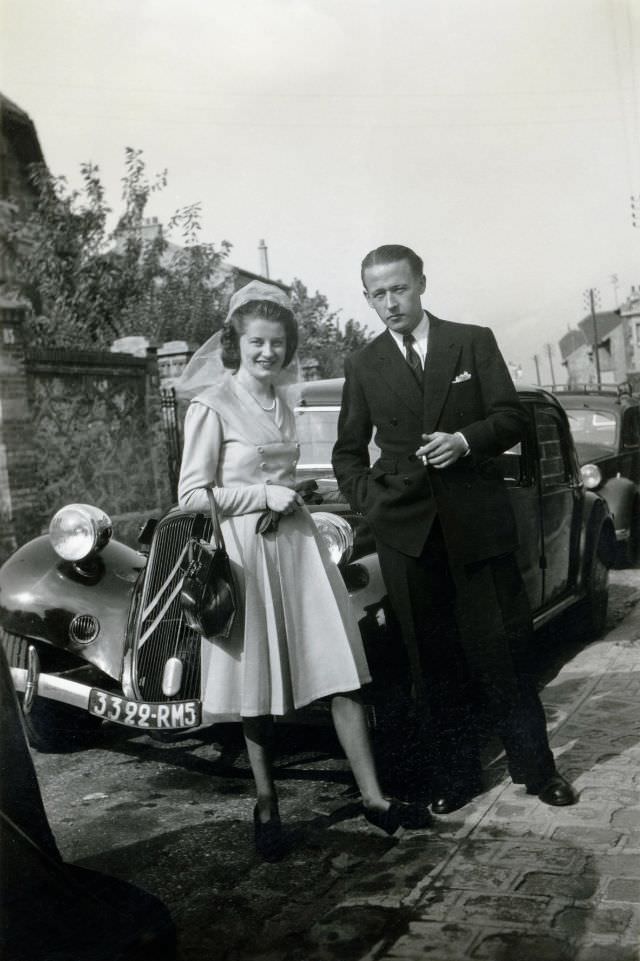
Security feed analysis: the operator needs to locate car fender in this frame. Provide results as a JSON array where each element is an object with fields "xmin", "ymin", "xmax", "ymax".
[
  {"xmin": 579, "ymin": 492, "xmax": 616, "ymax": 591},
  {"xmin": 0, "ymin": 536, "xmax": 146, "ymax": 680},
  {"xmin": 599, "ymin": 475, "xmax": 639, "ymax": 537}
]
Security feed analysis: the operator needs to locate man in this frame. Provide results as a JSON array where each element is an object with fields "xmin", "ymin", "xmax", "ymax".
[{"xmin": 332, "ymin": 244, "xmax": 576, "ymax": 814}]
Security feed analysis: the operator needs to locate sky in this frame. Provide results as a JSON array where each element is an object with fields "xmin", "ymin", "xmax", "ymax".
[{"xmin": 2, "ymin": 0, "xmax": 640, "ymax": 383}]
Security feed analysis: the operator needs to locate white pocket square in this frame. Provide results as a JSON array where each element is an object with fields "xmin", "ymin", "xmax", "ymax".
[{"xmin": 452, "ymin": 371, "xmax": 472, "ymax": 384}]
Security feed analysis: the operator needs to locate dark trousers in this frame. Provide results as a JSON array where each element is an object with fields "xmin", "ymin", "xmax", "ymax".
[{"xmin": 376, "ymin": 521, "xmax": 555, "ymax": 794}]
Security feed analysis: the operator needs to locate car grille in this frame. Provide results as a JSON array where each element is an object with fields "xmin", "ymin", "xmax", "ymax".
[{"xmin": 133, "ymin": 512, "xmax": 211, "ymax": 702}]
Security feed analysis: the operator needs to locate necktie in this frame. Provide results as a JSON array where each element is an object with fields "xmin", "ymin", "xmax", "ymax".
[{"xmin": 403, "ymin": 333, "xmax": 423, "ymax": 386}]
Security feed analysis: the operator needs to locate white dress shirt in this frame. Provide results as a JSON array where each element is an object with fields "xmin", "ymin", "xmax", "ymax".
[
  {"xmin": 388, "ymin": 311, "xmax": 470, "ymax": 455},
  {"xmin": 388, "ymin": 311, "xmax": 430, "ymax": 366}
]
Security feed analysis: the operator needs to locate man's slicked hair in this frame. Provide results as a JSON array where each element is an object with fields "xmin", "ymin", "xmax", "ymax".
[{"xmin": 361, "ymin": 245, "xmax": 424, "ymax": 286}]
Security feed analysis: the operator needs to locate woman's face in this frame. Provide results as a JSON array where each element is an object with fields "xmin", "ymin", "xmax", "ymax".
[{"xmin": 238, "ymin": 317, "xmax": 287, "ymax": 382}]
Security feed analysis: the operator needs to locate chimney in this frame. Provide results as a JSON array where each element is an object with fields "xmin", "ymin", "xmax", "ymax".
[{"xmin": 258, "ymin": 239, "xmax": 270, "ymax": 279}]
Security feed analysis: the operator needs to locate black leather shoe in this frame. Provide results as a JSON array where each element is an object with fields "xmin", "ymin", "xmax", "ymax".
[
  {"xmin": 363, "ymin": 800, "xmax": 433, "ymax": 836},
  {"xmin": 253, "ymin": 806, "xmax": 286, "ymax": 861},
  {"xmin": 431, "ymin": 783, "xmax": 483, "ymax": 815},
  {"xmin": 527, "ymin": 774, "xmax": 577, "ymax": 807}
]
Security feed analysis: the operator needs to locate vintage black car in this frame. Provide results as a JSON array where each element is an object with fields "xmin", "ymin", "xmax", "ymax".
[
  {"xmin": 554, "ymin": 385, "xmax": 640, "ymax": 566},
  {"xmin": 0, "ymin": 381, "xmax": 615, "ymax": 751}
]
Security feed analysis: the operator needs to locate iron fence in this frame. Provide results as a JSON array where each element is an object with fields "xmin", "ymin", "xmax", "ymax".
[{"xmin": 160, "ymin": 387, "xmax": 182, "ymax": 501}]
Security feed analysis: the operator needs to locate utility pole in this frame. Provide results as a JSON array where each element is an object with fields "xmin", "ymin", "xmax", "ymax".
[
  {"xmin": 583, "ymin": 287, "xmax": 601, "ymax": 385},
  {"xmin": 532, "ymin": 354, "xmax": 541, "ymax": 386},
  {"xmin": 544, "ymin": 343, "xmax": 556, "ymax": 387}
]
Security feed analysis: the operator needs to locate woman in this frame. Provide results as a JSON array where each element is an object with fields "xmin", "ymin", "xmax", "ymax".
[{"xmin": 178, "ymin": 281, "xmax": 430, "ymax": 860}]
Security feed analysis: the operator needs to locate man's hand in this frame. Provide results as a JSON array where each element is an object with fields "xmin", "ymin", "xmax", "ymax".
[{"xmin": 416, "ymin": 432, "xmax": 468, "ymax": 469}]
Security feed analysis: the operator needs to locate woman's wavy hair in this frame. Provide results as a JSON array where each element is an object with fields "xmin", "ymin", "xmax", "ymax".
[{"xmin": 221, "ymin": 299, "xmax": 298, "ymax": 370}]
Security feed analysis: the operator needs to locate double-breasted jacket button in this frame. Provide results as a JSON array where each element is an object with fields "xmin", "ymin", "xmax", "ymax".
[
  {"xmin": 403, "ymin": 476, "xmax": 411, "ymax": 486},
  {"xmin": 258, "ymin": 446, "xmax": 264, "ymax": 453},
  {"xmin": 260, "ymin": 462, "xmax": 267, "ymax": 470},
  {"xmin": 265, "ymin": 479, "xmax": 273, "ymax": 485}
]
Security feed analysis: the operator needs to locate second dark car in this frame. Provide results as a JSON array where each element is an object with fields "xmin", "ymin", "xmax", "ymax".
[{"xmin": 554, "ymin": 385, "xmax": 640, "ymax": 566}]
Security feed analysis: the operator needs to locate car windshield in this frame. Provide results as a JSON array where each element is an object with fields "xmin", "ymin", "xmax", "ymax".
[
  {"xmin": 295, "ymin": 406, "xmax": 379, "ymax": 469},
  {"xmin": 564, "ymin": 408, "xmax": 617, "ymax": 450}
]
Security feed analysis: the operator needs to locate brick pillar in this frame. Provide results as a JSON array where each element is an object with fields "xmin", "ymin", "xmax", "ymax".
[{"xmin": 0, "ymin": 307, "xmax": 39, "ymax": 561}]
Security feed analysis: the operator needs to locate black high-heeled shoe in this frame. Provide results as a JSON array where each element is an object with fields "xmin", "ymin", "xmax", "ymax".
[
  {"xmin": 363, "ymin": 799, "xmax": 433, "ymax": 836},
  {"xmin": 253, "ymin": 806, "xmax": 286, "ymax": 862}
]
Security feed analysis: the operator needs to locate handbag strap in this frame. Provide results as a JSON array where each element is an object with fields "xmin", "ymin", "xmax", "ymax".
[{"xmin": 207, "ymin": 487, "xmax": 226, "ymax": 552}]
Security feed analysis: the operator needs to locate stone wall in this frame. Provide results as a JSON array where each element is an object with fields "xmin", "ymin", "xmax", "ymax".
[{"xmin": 0, "ymin": 310, "xmax": 174, "ymax": 561}]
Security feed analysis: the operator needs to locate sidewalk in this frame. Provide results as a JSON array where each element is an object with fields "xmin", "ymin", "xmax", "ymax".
[{"xmin": 314, "ymin": 604, "xmax": 640, "ymax": 961}]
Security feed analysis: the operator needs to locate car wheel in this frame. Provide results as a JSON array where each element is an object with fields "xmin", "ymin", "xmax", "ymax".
[
  {"xmin": 578, "ymin": 536, "xmax": 610, "ymax": 640},
  {"xmin": 0, "ymin": 629, "xmax": 103, "ymax": 752}
]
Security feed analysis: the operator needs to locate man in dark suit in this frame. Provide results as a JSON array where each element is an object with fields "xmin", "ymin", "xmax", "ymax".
[{"xmin": 332, "ymin": 244, "xmax": 576, "ymax": 813}]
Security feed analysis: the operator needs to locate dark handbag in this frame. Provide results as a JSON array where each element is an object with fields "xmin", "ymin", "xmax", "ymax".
[{"xmin": 180, "ymin": 489, "xmax": 237, "ymax": 638}]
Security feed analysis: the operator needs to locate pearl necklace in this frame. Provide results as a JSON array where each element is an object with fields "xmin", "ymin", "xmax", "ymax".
[
  {"xmin": 248, "ymin": 388, "xmax": 276, "ymax": 411},
  {"xmin": 237, "ymin": 373, "xmax": 276, "ymax": 410}
]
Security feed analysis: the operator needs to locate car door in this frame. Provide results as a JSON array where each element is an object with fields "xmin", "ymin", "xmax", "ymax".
[
  {"xmin": 505, "ymin": 403, "xmax": 543, "ymax": 612},
  {"xmin": 534, "ymin": 403, "xmax": 581, "ymax": 607},
  {"xmin": 619, "ymin": 405, "xmax": 640, "ymax": 486}
]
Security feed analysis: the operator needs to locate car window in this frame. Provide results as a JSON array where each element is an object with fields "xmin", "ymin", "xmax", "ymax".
[
  {"xmin": 295, "ymin": 406, "xmax": 379, "ymax": 468},
  {"xmin": 535, "ymin": 407, "xmax": 571, "ymax": 489},
  {"xmin": 564, "ymin": 408, "xmax": 617, "ymax": 450},
  {"xmin": 621, "ymin": 407, "xmax": 640, "ymax": 449}
]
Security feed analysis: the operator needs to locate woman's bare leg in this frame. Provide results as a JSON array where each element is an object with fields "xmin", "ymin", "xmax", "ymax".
[
  {"xmin": 330, "ymin": 692, "xmax": 389, "ymax": 812},
  {"xmin": 242, "ymin": 715, "xmax": 279, "ymax": 822}
]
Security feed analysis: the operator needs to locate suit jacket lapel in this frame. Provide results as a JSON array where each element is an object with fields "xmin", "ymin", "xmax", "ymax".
[
  {"xmin": 423, "ymin": 315, "xmax": 462, "ymax": 432},
  {"xmin": 371, "ymin": 331, "xmax": 423, "ymax": 419}
]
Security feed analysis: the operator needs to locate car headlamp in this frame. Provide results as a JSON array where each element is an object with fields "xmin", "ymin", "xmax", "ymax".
[
  {"xmin": 49, "ymin": 504, "xmax": 112, "ymax": 561},
  {"xmin": 311, "ymin": 512, "xmax": 354, "ymax": 566},
  {"xmin": 580, "ymin": 464, "xmax": 602, "ymax": 490}
]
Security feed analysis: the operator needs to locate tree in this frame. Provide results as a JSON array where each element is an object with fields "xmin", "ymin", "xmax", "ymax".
[
  {"xmin": 290, "ymin": 279, "xmax": 370, "ymax": 377},
  {"xmin": 5, "ymin": 149, "xmax": 231, "ymax": 349}
]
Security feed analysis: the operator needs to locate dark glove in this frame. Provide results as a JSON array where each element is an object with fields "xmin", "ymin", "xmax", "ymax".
[
  {"xmin": 255, "ymin": 481, "xmax": 322, "ymax": 536},
  {"xmin": 255, "ymin": 509, "xmax": 281, "ymax": 535}
]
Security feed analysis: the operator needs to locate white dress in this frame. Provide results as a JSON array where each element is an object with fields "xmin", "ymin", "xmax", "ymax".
[{"xmin": 178, "ymin": 373, "xmax": 371, "ymax": 720}]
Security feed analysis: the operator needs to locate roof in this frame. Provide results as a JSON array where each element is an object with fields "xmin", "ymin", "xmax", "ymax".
[
  {"xmin": 554, "ymin": 387, "xmax": 639, "ymax": 410},
  {"xmin": 0, "ymin": 93, "xmax": 45, "ymax": 168},
  {"xmin": 558, "ymin": 327, "xmax": 586, "ymax": 360},
  {"xmin": 231, "ymin": 265, "xmax": 290, "ymax": 294},
  {"xmin": 577, "ymin": 310, "xmax": 621, "ymax": 344},
  {"xmin": 290, "ymin": 378, "xmax": 557, "ymax": 408}
]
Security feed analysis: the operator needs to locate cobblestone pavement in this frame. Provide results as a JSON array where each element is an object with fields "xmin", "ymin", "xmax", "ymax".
[{"xmin": 309, "ymin": 588, "xmax": 640, "ymax": 961}]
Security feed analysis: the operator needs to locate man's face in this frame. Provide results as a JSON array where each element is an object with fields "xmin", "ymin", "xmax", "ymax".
[{"xmin": 362, "ymin": 259, "xmax": 426, "ymax": 334}]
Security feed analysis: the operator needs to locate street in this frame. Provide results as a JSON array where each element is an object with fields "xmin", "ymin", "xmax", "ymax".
[{"xmin": 31, "ymin": 569, "xmax": 640, "ymax": 961}]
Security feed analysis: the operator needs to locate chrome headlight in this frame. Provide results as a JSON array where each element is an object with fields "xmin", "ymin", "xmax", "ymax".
[
  {"xmin": 49, "ymin": 504, "xmax": 112, "ymax": 561},
  {"xmin": 312, "ymin": 512, "xmax": 354, "ymax": 566},
  {"xmin": 580, "ymin": 464, "xmax": 602, "ymax": 490}
]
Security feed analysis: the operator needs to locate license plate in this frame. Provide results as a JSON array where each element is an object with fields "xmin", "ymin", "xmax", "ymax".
[{"xmin": 88, "ymin": 689, "xmax": 201, "ymax": 729}]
